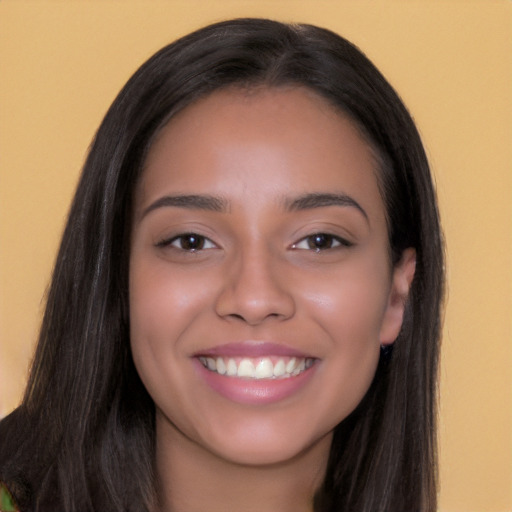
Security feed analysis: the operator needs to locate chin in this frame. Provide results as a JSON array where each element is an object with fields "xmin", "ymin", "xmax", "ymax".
[{"xmin": 197, "ymin": 419, "xmax": 334, "ymax": 468}]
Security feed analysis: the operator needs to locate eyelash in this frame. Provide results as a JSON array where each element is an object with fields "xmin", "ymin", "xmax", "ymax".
[
  {"xmin": 156, "ymin": 232, "xmax": 352, "ymax": 253},
  {"xmin": 291, "ymin": 233, "xmax": 353, "ymax": 252},
  {"xmin": 156, "ymin": 233, "xmax": 216, "ymax": 252}
]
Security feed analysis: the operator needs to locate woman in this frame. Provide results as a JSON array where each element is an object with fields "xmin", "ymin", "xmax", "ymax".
[{"xmin": 0, "ymin": 18, "xmax": 444, "ymax": 512}]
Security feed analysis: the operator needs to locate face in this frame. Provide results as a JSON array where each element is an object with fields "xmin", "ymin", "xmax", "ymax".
[{"xmin": 129, "ymin": 87, "xmax": 415, "ymax": 467}]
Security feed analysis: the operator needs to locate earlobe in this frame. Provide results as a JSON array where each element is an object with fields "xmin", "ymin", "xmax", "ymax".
[{"xmin": 379, "ymin": 248, "xmax": 416, "ymax": 345}]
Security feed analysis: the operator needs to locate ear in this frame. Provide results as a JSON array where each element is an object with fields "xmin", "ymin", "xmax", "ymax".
[{"xmin": 379, "ymin": 248, "xmax": 416, "ymax": 345}]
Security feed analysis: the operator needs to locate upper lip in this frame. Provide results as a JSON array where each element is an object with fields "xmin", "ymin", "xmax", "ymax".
[{"xmin": 194, "ymin": 341, "xmax": 313, "ymax": 358}]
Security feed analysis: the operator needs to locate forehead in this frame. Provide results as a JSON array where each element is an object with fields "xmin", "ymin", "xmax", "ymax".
[{"xmin": 136, "ymin": 86, "xmax": 384, "ymax": 222}]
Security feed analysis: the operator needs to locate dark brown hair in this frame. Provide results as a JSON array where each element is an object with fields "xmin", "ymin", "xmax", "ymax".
[{"xmin": 0, "ymin": 18, "xmax": 443, "ymax": 512}]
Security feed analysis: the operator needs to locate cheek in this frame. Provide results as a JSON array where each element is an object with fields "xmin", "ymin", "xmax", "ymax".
[
  {"xmin": 129, "ymin": 260, "xmax": 199, "ymax": 393},
  {"xmin": 296, "ymin": 258, "xmax": 391, "ymax": 416},
  {"xmin": 301, "ymin": 260, "xmax": 392, "ymax": 343},
  {"xmin": 128, "ymin": 257, "xmax": 228, "ymax": 409},
  {"xmin": 129, "ymin": 260, "xmax": 213, "ymax": 344},
  {"xmin": 128, "ymin": 260, "xmax": 214, "ymax": 421}
]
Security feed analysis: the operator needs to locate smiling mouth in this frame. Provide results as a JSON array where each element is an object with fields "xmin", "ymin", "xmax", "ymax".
[{"xmin": 197, "ymin": 356, "xmax": 316, "ymax": 380}]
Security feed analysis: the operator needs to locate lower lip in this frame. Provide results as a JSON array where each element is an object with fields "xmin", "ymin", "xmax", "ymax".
[{"xmin": 194, "ymin": 359, "xmax": 317, "ymax": 405}]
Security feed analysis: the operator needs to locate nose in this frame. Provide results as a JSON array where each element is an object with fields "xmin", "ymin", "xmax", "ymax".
[{"xmin": 214, "ymin": 247, "xmax": 296, "ymax": 325}]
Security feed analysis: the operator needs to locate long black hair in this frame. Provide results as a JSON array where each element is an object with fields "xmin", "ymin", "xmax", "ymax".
[{"xmin": 0, "ymin": 18, "xmax": 444, "ymax": 512}]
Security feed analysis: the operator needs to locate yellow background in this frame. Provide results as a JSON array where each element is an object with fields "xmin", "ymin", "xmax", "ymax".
[{"xmin": 1, "ymin": 1, "xmax": 510, "ymax": 511}]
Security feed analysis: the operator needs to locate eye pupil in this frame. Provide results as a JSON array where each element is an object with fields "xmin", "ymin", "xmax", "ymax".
[
  {"xmin": 308, "ymin": 234, "xmax": 333, "ymax": 250},
  {"xmin": 181, "ymin": 234, "xmax": 204, "ymax": 251}
]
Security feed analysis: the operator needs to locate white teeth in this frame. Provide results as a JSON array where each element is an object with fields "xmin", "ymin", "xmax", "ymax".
[
  {"xmin": 285, "ymin": 357, "xmax": 297, "ymax": 374},
  {"xmin": 273, "ymin": 359, "xmax": 286, "ymax": 377},
  {"xmin": 226, "ymin": 358, "xmax": 238, "ymax": 376},
  {"xmin": 216, "ymin": 357, "xmax": 226, "ymax": 375},
  {"xmin": 292, "ymin": 359, "xmax": 306, "ymax": 376},
  {"xmin": 255, "ymin": 358, "xmax": 274, "ymax": 379},
  {"xmin": 237, "ymin": 359, "xmax": 256, "ymax": 378},
  {"xmin": 199, "ymin": 355, "xmax": 314, "ymax": 380}
]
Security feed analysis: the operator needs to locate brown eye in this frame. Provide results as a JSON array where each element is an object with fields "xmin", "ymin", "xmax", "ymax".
[
  {"xmin": 307, "ymin": 234, "xmax": 336, "ymax": 251},
  {"xmin": 292, "ymin": 233, "xmax": 352, "ymax": 252},
  {"xmin": 157, "ymin": 233, "xmax": 216, "ymax": 251},
  {"xmin": 176, "ymin": 234, "xmax": 205, "ymax": 251}
]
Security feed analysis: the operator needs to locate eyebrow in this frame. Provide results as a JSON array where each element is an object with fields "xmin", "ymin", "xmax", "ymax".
[
  {"xmin": 284, "ymin": 193, "xmax": 368, "ymax": 221},
  {"xmin": 140, "ymin": 191, "xmax": 368, "ymax": 222},
  {"xmin": 141, "ymin": 194, "xmax": 228, "ymax": 218}
]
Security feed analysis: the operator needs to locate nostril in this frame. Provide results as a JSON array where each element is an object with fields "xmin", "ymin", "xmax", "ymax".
[{"xmin": 223, "ymin": 310, "xmax": 287, "ymax": 326}]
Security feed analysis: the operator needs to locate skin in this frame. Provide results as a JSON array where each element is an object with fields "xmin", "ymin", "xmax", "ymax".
[{"xmin": 129, "ymin": 87, "xmax": 416, "ymax": 512}]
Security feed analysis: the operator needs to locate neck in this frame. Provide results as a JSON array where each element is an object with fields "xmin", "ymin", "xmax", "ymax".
[{"xmin": 155, "ymin": 422, "xmax": 331, "ymax": 512}]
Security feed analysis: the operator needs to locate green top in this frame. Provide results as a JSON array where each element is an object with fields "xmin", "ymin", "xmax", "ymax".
[{"xmin": 0, "ymin": 483, "xmax": 19, "ymax": 512}]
